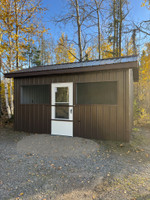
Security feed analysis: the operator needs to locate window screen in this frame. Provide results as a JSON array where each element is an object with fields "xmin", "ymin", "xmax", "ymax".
[
  {"xmin": 21, "ymin": 85, "xmax": 50, "ymax": 104},
  {"xmin": 77, "ymin": 82, "xmax": 117, "ymax": 105}
]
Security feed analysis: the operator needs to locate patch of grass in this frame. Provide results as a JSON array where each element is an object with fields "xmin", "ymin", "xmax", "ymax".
[
  {"xmin": 132, "ymin": 127, "xmax": 140, "ymax": 132},
  {"xmin": 130, "ymin": 133, "xmax": 145, "ymax": 148},
  {"xmin": 95, "ymin": 127, "xmax": 150, "ymax": 156},
  {"xmin": 94, "ymin": 173, "xmax": 150, "ymax": 200}
]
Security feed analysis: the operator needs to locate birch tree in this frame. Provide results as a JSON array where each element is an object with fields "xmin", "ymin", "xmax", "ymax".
[{"xmin": 0, "ymin": 0, "xmax": 46, "ymax": 118}]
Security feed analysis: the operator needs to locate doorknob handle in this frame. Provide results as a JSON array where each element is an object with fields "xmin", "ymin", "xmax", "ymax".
[{"xmin": 70, "ymin": 109, "xmax": 72, "ymax": 114}]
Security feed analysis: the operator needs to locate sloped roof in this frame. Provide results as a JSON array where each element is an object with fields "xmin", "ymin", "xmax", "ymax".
[{"xmin": 5, "ymin": 55, "xmax": 139, "ymax": 81}]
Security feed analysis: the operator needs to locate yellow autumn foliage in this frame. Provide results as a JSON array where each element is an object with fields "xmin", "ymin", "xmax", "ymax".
[
  {"xmin": 0, "ymin": 0, "xmax": 47, "ymax": 70},
  {"xmin": 141, "ymin": 0, "xmax": 150, "ymax": 9},
  {"xmin": 134, "ymin": 43, "xmax": 150, "ymax": 125},
  {"xmin": 55, "ymin": 33, "xmax": 76, "ymax": 64}
]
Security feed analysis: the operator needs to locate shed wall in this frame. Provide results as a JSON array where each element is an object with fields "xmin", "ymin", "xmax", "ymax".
[
  {"xmin": 129, "ymin": 69, "xmax": 134, "ymax": 134},
  {"xmin": 14, "ymin": 69, "xmax": 132, "ymax": 141}
]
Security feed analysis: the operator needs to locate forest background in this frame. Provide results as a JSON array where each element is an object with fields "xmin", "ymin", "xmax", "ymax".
[{"xmin": 0, "ymin": 0, "xmax": 150, "ymax": 125}]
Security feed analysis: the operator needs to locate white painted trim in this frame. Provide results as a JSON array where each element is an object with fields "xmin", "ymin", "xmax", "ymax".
[
  {"xmin": 51, "ymin": 121, "xmax": 73, "ymax": 136},
  {"xmin": 51, "ymin": 106, "xmax": 73, "ymax": 121},
  {"xmin": 51, "ymin": 82, "xmax": 73, "ymax": 106},
  {"xmin": 51, "ymin": 82, "xmax": 73, "ymax": 136}
]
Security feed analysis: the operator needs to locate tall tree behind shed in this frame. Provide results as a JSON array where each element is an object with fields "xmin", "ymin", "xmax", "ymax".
[
  {"xmin": 54, "ymin": 0, "xmax": 92, "ymax": 61},
  {"xmin": 55, "ymin": 33, "xmax": 76, "ymax": 64},
  {"xmin": 108, "ymin": 0, "xmax": 129, "ymax": 57},
  {"xmin": 87, "ymin": 0, "xmax": 104, "ymax": 59},
  {"xmin": 0, "ymin": 0, "xmax": 47, "ymax": 118}
]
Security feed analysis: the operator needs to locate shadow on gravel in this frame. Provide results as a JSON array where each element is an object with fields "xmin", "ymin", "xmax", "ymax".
[{"xmin": 17, "ymin": 134, "xmax": 100, "ymax": 158}]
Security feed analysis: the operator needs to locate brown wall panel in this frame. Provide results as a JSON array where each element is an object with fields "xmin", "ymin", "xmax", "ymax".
[
  {"xmin": 97, "ymin": 106, "xmax": 104, "ymax": 139},
  {"xmin": 14, "ymin": 69, "xmax": 132, "ymax": 141}
]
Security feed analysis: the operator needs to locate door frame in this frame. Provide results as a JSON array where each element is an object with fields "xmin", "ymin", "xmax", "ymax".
[{"xmin": 51, "ymin": 82, "xmax": 73, "ymax": 136}]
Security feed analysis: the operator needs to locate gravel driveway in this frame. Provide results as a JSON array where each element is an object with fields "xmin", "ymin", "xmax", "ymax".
[{"xmin": 0, "ymin": 127, "xmax": 150, "ymax": 200}]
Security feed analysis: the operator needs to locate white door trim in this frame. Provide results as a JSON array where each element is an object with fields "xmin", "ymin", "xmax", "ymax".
[{"xmin": 51, "ymin": 82, "xmax": 73, "ymax": 136}]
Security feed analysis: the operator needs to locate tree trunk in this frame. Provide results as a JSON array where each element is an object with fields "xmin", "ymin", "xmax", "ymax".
[
  {"xmin": 75, "ymin": 0, "xmax": 82, "ymax": 61},
  {"xmin": 10, "ymin": 79, "xmax": 14, "ymax": 115},
  {"xmin": 8, "ymin": 30, "xmax": 14, "ymax": 115},
  {"xmin": 95, "ymin": 0, "xmax": 101, "ymax": 59},
  {"xmin": 125, "ymin": 36, "xmax": 129, "ymax": 56},
  {"xmin": 4, "ymin": 77, "xmax": 11, "ymax": 119},
  {"xmin": 0, "ymin": 54, "xmax": 1, "ymax": 117},
  {"xmin": 15, "ymin": 0, "xmax": 19, "ymax": 69},
  {"xmin": 113, "ymin": 0, "xmax": 116, "ymax": 57},
  {"xmin": 119, "ymin": 0, "xmax": 122, "ymax": 57},
  {"xmin": 0, "ymin": 29, "xmax": 2, "ymax": 117},
  {"xmin": 132, "ymin": 29, "xmax": 137, "ymax": 55}
]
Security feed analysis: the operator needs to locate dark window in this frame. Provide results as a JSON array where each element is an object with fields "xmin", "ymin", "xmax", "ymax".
[
  {"xmin": 54, "ymin": 87, "xmax": 69, "ymax": 119},
  {"xmin": 55, "ymin": 105, "xmax": 69, "ymax": 119},
  {"xmin": 77, "ymin": 82, "xmax": 117, "ymax": 105},
  {"xmin": 55, "ymin": 87, "xmax": 69, "ymax": 103},
  {"xmin": 21, "ymin": 85, "xmax": 50, "ymax": 104}
]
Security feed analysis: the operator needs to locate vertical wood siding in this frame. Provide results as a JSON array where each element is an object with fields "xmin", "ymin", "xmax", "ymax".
[{"xmin": 14, "ymin": 69, "xmax": 133, "ymax": 141}]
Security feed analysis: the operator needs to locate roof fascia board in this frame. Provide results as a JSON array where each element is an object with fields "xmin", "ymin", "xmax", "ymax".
[{"xmin": 5, "ymin": 61, "xmax": 138, "ymax": 81}]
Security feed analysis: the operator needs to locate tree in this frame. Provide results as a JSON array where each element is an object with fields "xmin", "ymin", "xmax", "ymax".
[
  {"xmin": 0, "ymin": 26, "xmax": 2, "ymax": 117},
  {"xmin": 0, "ymin": 0, "xmax": 46, "ymax": 69},
  {"xmin": 85, "ymin": 35, "xmax": 113, "ymax": 61},
  {"xmin": 93, "ymin": 0, "xmax": 104, "ymax": 59},
  {"xmin": 108, "ymin": 0, "xmax": 129, "ymax": 57},
  {"xmin": 124, "ymin": 35, "xmax": 135, "ymax": 56},
  {"xmin": 0, "ymin": 0, "xmax": 46, "ymax": 118},
  {"xmin": 55, "ymin": 33, "xmax": 76, "ymax": 64},
  {"xmin": 54, "ymin": 0, "xmax": 92, "ymax": 61},
  {"xmin": 134, "ymin": 43, "xmax": 150, "ymax": 124},
  {"xmin": 133, "ymin": 1, "xmax": 150, "ymax": 37},
  {"xmin": 38, "ymin": 33, "xmax": 55, "ymax": 66},
  {"xmin": 23, "ymin": 44, "xmax": 42, "ymax": 67},
  {"xmin": 87, "ymin": 0, "xmax": 104, "ymax": 59},
  {"xmin": 142, "ymin": 0, "xmax": 150, "ymax": 9}
]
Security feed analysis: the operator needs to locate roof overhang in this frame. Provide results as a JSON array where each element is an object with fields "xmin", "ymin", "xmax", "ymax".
[{"xmin": 4, "ymin": 56, "xmax": 139, "ymax": 82}]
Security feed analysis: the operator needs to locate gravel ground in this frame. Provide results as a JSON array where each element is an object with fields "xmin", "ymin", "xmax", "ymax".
[
  {"xmin": 17, "ymin": 134, "xmax": 99, "ymax": 157},
  {"xmin": 0, "ymin": 127, "xmax": 150, "ymax": 200}
]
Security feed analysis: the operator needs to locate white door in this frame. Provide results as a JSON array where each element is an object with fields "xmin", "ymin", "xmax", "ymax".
[{"xmin": 51, "ymin": 83, "xmax": 73, "ymax": 136}]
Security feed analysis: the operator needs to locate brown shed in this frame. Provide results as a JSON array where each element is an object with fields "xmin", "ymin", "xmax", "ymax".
[{"xmin": 5, "ymin": 55, "xmax": 139, "ymax": 142}]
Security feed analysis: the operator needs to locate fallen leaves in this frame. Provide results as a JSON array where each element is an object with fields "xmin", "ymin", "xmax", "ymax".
[
  {"xmin": 58, "ymin": 166, "xmax": 62, "ymax": 170},
  {"xmin": 120, "ymin": 144, "xmax": 124, "ymax": 147},
  {"xmin": 145, "ymin": 153, "xmax": 149, "ymax": 157},
  {"xmin": 19, "ymin": 192, "xmax": 24, "ymax": 196},
  {"xmin": 140, "ymin": 149, "xmax": 145, "ymax": 152}
]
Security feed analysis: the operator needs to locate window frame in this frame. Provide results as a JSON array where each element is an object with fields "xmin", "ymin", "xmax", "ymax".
[
  {"xmin": 20, "ymin": 84, "xmax": 50, "ymax": 105},
  {"xmin": 76, "ymin": 81, "xmax": 118, "ymax": 105}
]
